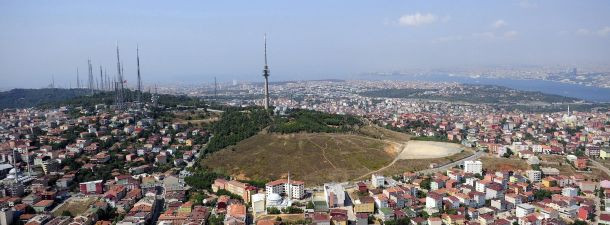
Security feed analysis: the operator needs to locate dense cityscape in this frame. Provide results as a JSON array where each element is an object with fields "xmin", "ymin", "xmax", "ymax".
[
  {"xmin": 0, "ymin": 75, "xmax": 609, "ymax": 225},
  {"xmin": 2, "ymin": 1, "xmax": 610, "ymax": 225}
]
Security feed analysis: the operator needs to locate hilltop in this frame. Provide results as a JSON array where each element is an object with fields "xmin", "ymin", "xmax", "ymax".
[
  {"xmin": 203, "ymin": 125, "xmax": 410, "ymax": 185},
  {"xmin": 0, "ymin": 88, "xmax": 90, "ymax": 109},
  {"xmin": 200, "ymin": 108, "xmax": 475, "ymax": 185}
]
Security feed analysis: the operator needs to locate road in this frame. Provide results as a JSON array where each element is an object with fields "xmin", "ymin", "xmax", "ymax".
[
  {"xmin": 591, "ymin": 159, "xmax": 610, "ymax": 224},
  {"xmin": 186, "ymin": 134, "xmax": 213, "ymax": 168},
  {"xmin": 415, "ymin": 151, "xmax": 485, "ymax": 175}
]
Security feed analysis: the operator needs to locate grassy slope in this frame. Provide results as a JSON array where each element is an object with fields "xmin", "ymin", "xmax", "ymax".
[{"xmin": 203, "ymin": 125, "xmax": 409, "ymax": 185}]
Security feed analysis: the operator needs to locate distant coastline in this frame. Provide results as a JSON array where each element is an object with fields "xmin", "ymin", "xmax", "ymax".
[{"xmin": 364, "ymin": 74, "xmax": 610, "ymax": 102}]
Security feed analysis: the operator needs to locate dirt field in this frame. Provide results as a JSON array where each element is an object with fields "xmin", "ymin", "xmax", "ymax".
[
  {"xmin": 480, "ymin": 156, "xmax": 530, "ymax": 171},
  {"xmin": 381, "ymin": 149, "xmax": 473, "ymax": 175},
  {"xmin": 203, "ymin": 132, "xmax": 401, "ymax": 185},
  {"xmin": 52, "ymin": 197, "xmax": 97, "ymax": 217},
  {"xmin": 202, "ymin": 125, "xmax": 467, "ymax": 185},
  {"xmin": 399, "ymin": 141, "xmax": 464, "ymax": 159}
]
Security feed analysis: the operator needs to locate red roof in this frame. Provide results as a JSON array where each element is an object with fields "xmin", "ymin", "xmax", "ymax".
[{"xmin": 265, "ymin": 179, "xmax": 304, "ymax": 186}]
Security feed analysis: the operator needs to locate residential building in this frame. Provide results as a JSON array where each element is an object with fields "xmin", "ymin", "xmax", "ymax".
[{"xmin": 464, "ymin": 160, "xmax": 483, "ymax": 175}]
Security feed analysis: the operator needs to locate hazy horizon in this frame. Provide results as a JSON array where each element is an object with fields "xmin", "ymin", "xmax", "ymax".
[{"xmin": 2, "ymin": 0, "xmax": 610, "ymax": 88}]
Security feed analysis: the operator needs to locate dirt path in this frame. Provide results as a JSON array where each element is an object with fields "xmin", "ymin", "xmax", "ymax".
[
  {"xmin": 356, "ymin": 142, "xmax": 408, "ymax": 180},
  {"xmin": 307, "ymin": 136, "xmax": 337, "ymax": 169}
]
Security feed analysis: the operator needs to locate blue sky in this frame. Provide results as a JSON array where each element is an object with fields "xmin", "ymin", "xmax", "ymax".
[{"xmin": 1, "ymin": 0, "xmax": 609, "ymax": 88}]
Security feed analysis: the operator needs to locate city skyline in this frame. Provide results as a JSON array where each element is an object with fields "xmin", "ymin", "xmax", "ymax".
[{"xmin": 1, "ymin": 0, "xmax": 610, "ymax": 88}]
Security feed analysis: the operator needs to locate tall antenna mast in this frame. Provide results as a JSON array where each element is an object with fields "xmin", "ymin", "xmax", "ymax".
[
  {"xmin": 115, "ymin": 42, "xmax": 125, "ymax": 109},
  {"xmin": 51, "ymin": 75, "xmax": 55, "ymax": 88},
  {"xmin": 214, "ymin": 77, "xmax": 217, "ymax": 101},
  {"xmin": 76, "ymin": 68, "xmax": 80, "ymax": 89},
  {"xmin": 88, "ymin": 58, "xmax": 94, "ymax": 94},
  {"xmin": 262, "ymin": 33, "xmax": 271, "ymax": 110},
  {"xmin": 105, "ymin": 69, "xmax": 109, "ymax": 91},
  {"xmin": 99, "ymin": 66, "xmax": 104, "ymax": 91},
  {"xmin": 136, "ymin": 45, "xmax": 142, "ymax": 103}
]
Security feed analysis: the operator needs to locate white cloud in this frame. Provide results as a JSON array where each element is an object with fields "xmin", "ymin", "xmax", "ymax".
[
  {"xmin": 469, "ymin": 30, "xmax": 518, "ymax": 40},
  {"xmin": 433, "ymin": 35, "xmax": 464, "ymax": 43},
  {"xmin": 576, "ymin": 28, "xmax": 591, "ymax": 35},
  {"xmin": 572, "ymin": 27, "xmax": 610, "ymax": 37},
  {"xmin": 398, "ymin": 13, "xmax": 438, "ymax": 27},
  {"xmin": 472, "ymin": 32, "xmax": 496, "ymax": 39},
  {"xmin": 597, "ymin": 26, "xmax": 610, "ymax": 37},
  {"xmin": 493, "ymin": 20, "xmax": 508, "ymax": 29},
  {"xmin": 504, "ymin": 30, "xmax": 518, "ymax": 38}
]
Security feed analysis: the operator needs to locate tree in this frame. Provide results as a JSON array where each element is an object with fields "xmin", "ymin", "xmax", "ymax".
[
  {"xmin": 306, "ymin": 201, "xmax": 314, "ymax": 209},
  {"xmin": 534, "ymin": 189, "xmax": 553, "ymax": 200},
  {"xmin": 208, "ymin": 214, "xmax": 225, "ymax": 225},
  {"xmin": 420, "ymin": 178, "xmax": 432, "ymax": 190},
  {"xmin": 281, "ymin": 206, "xmax": 304, "ymax": 214},
  {"xmin": 267, "ymin": 207, "xmax": 281, "ymax": 214},
  {"xmin": 420, "ymin": 211, "xmax": 430, "ymax": 219},
  {"xmin": 571, "ymin": 220, "xmax": 587, "ymax": 225},
  {"xmin": 61, "ymin": 211, "xmax": 73, "ymax": 217},
  {"xmin": 184, "ymin": 169, "xmax": 221, "ymax": 191},
  {"xmin": 189, "ymin": 192, "xmax": 207, "ymax": 206}
]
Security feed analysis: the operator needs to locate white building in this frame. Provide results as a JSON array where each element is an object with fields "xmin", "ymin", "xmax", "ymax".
[
  {"xmin": 516, "ymin": 203, "xmax": 535, "ymax": 217},
  {"xmin": 426, "ymin": 194, "xmax": 442, "ymax": 209},
  {"xmin": 265, "ymin": 178, "xmax": 305, "ymax": 200},
  {"xmin": 562, "ymin": 187, "xmax": 578, "ymax": 197},
  {"xmin": 324, "ymin": 183, "xmax": 346, "ymax": 208},
  {"xmin": 526, "ymin": 170, "xmax": 542, "ymax": 183},
  {"xmin": 371, "ymin": 174, "xmax": 385, "ymax": 188},
  {"xmin": 464, "ymin": 160, "xmax": 483, "ymax": 175},
  {"xmin": 0, "ymin": 208, "xmax": 13, "ymax": 225},
  {"xmin": 251, "ymin": 193, "xmax": 266, "ymax": 217}
]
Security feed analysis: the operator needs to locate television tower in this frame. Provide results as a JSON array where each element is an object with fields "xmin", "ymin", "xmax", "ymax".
[
  {"xmin": 262, "ymin": 34, "xmax": 270, "ymax": 110},
  {"xmin": 136, "ymin": 45, "xmax": 142, "ymax": 103},
  {"xmin": 115, "ymin": 43, "xmax": 125, "ymax": 109}
]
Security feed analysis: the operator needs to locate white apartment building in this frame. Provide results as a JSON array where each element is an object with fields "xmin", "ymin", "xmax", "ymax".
[
  {"xmin": 516, "ymin": 203, "xmax": 535, "ymax": 217},
  {"xmin": 265, "ymin": 179, "xmax": 305, "ymax": 199},
  {"xmin": 526, "ymin": 170, "xmax": 542, "ymax": 183},
  {"xmin": 371, "ymin": 174, "xmax": 385, "ymax": 188},
  {"xmin": 464, "ymin": 160, "xmax": 483, "ymax": 175}
]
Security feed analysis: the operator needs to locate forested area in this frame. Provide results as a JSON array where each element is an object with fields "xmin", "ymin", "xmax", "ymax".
[
  {"xmin": 269, "ymin": 109, "xmax": 363, "ymax": 134},
  {"xmin": 0, "ymin": 88, "xmax": 90, "ymax": 109},
  {"xmin": 204, "ymin": 108, "xmax": 272, "ymax": 153}
]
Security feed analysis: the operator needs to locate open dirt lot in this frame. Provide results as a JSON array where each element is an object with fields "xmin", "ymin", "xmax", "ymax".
[
  {"xmin": 52, "ymin": 197, "xmax": 97, "ymax": 217},
  {"xmin": 399, "ymin": 141, "xmax": 464, "ymax": 159}
]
